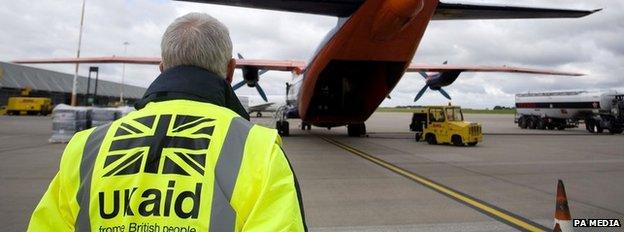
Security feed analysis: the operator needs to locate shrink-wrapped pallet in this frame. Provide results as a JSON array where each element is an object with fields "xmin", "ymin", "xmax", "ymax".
[
  {"xmin": 91, "ymin": 108, "xmax": 119, "ymax": 127},
  {"xmin": 49, "ymin": 104, "xmax": 91, "ymax": 143}
]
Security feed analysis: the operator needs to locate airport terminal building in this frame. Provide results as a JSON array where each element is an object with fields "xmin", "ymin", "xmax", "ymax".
[{"xmin": 0, "ymin": 62, "xmax": 146, "ymax": 106}]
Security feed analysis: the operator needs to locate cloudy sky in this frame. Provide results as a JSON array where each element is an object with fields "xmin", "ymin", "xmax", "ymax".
[{"xmin": 1, "ymin": 0, "xmax": 621, "ymax": 108}]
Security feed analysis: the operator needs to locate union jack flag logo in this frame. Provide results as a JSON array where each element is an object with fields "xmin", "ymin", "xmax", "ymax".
[{"xmin": 102, "ymin": 114, "xmax": 215, "ymax": 177}]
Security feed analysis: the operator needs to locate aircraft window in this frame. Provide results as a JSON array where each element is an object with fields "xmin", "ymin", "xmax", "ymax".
[{"xmin": 429, "ymin": 108, "xmax": 445, "ymax": 122}]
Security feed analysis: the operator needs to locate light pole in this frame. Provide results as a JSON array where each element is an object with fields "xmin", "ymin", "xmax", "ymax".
[
  {"xmin": 71, "ymin": 0, "xmax": 87, "ymax": 106},
  {"xmin": 120, "ymin": 41, "xmax": 129, "ymax": 104}
]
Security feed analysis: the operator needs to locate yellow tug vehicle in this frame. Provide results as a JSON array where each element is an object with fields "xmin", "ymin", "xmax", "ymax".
[{"xmin": 409, "ymin": 105, "xmax": 482, "ymax": 146}]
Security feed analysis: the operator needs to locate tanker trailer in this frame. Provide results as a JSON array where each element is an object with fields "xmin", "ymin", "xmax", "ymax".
[{"xmin": 514, "ymin": 90, "xmax": 624, "ymax": 134}]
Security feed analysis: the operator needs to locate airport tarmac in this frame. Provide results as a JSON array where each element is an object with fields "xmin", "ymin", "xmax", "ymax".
[{"xmin": 1, "ymin": 112, "xmax": 623, "ymax": 231}]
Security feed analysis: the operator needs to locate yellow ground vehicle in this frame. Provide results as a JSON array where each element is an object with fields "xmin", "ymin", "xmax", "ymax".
[
  {"xmin": 409, "ymin": 106, "xmax": 482, "ymax": 146},
  {"xmin": 5, "ymin": 97, "xmax": 53, "ymax": 116}
]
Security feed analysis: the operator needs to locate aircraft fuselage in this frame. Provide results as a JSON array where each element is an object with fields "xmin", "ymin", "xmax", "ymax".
[{"xmin": 296, "ymin": 0, "xmax": 439, "ymax": 127}]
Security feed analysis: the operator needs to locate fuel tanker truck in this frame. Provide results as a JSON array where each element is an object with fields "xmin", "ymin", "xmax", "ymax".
[{"xmin": 514, "ymin": 90, "xmax": 624, "ymax": 134}]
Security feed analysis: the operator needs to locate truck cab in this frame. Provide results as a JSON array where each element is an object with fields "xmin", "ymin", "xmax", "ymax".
[{"xmin": 410, "ymin": 106, "xmax": 482, "ymax": 146}]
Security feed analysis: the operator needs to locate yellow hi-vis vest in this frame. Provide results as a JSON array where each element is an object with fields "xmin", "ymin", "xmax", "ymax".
[{"xmin": 28, "ymin": 100, "xmax": 306, "ymax": 232}]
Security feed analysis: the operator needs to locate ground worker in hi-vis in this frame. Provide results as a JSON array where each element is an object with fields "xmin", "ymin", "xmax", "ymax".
[{"xmin": 28, "ymin": 13, "xmax": 307, "ymax": 232}]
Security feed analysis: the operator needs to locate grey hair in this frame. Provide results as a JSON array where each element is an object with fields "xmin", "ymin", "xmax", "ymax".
[{"xmin": 161, "ymin": 13, "xmax": 232, "ymax": 78}]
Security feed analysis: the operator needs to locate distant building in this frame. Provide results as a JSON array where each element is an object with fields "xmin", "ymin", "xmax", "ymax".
[{"xmin": 0, "ymin": 62, "xmax": 146, "ymax": 106}]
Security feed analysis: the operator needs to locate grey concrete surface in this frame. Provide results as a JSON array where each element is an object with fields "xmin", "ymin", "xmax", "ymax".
[{"xmin": 1, "ymin": 112, "xmax": 622, "ymax": 231}]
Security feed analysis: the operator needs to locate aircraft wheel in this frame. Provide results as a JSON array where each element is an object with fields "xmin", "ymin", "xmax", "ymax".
[
  {"xmin": 347, "ymin": 123, "xmax": 366, "ymax": 137},
  {"xmin": 256, "ymin": 112, "xmax": 262, "ymax": 117},
  {"xmin": 451, "ymin": 135, "xmax": 463, "ymax": 146},
  {"xmin": 425, "ymin": 133, "xmax": 437, "ymax": 145},
  {"xmin": 276, "ymin": 121, "xmax": 290, "ymax": 136},
  {"xmin": 301, "ymin": 122, "xmax": 312, "ymax": 131}
]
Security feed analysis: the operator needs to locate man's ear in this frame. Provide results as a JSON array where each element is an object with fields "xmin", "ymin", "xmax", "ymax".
[
  {"xmin": 226, "ymin": 58, "xmax": 235, "ymax": 84},
  {"xmin": 159, "ymin": 62, "xmax": 164, "ymax": 73}
]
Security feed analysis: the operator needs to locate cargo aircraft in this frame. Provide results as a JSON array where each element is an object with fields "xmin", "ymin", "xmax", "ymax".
[{"xmin": 14, "ymin": 0, "xmax": 599, "ymax": 136}]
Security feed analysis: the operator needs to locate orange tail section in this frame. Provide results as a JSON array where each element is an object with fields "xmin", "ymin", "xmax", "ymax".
[{"xmin": 554, "ymin": 179, "xmax": 573, "ymax": 232}]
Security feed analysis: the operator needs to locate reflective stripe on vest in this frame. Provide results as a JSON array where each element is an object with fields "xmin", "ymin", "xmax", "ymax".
[
  {"xmin": 74, "ymin": 117, "xmax": 252, "ymax": 231},
  {"xmin": 210, "ymin": 117, "xmax": 251, "ymax": 232},
  {"xmin": 76, "ymin": 125, "xmax": 110, "ymax": 231}
]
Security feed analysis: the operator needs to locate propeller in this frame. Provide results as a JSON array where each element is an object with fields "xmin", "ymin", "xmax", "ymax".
[
  {"xmin": 233, "ymin": 53, "xmax": 269, "ymax": 102},
  {"xmin": 255, "ymin": 85, "xmax": 268, "ymax": 102},
  {"xmin": 413, "ymin": 61, "xmax": 452, "ymax": 102}
]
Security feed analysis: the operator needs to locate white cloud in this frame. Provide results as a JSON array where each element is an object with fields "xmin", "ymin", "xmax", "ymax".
[{"xmin": 0, "ymin": 0, "xmax": 621, "ymax": 108}]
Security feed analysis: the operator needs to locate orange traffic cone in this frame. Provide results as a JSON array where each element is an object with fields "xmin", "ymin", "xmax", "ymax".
[
  {"xmin": 554, "ymin": 180, "xmax": 573, "ymax": 232},
  {"xmin": 553, "ymin": 223, "xmax": 562, "ymax": 232}
]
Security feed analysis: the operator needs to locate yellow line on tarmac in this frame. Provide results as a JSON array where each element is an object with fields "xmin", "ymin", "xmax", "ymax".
[{"xmin": 319, "ymin": 136, "xmax": 547, "ymax": 232}]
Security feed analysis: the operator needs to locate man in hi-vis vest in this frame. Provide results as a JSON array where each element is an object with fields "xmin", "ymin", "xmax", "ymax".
[{"xmin": 28, "ymin": 13, "xmax": 306, "ymax": 232}]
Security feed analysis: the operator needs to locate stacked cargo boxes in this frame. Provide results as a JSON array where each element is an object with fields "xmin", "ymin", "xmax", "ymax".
[
  {"xmin": 49, "ymin": 104, "xmax": 91, "ymax": 143},
  {"xmin": 49, "ymin": 105, "xmax": 136, "ymax": 143},
  {"xmin": 91, "ymin": 108, "xmax": 119, "ymax": 127}
]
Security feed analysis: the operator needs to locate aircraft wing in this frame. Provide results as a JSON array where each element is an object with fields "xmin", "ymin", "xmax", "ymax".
[
  {"xmin": 177, "ymin": 1, "xmax": 599, "ymax": 19},
  {"xmin": 433, "ymin": 3, "xmax": 600, "ymax": 20},
  {"xmin": 248, "ymin": 102, "xmax": 275, "ymax": 112},
  {"xmin": 12, "ymin": 56, "xmax": 161, "ymax": 65},
  {"xmin": 13, "ymin": 56, "xmax": 307, "ymax": 74},
  {"xmin": 406, "ymin": 64, "xmax": 584, "ymax": 76},
  {"xmin": 236, "ymin": 59, "xmax": 306, "ymax": 74}
]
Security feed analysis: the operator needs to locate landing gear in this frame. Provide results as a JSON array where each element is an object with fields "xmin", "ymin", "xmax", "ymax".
[
  {"xmin": 347, "ymin": 123, "xmax": 366, "ymax": 137},
  {"xmin": 276, "ymin": 120, "xmax": 290, "ymax": 136},
  {"xmin": 275, "ymin": 105, "xmax": 290, "ymax": 136},
  {"xmin": 301, "ymin": 122, "xmax": 311, "ymax": 130}
]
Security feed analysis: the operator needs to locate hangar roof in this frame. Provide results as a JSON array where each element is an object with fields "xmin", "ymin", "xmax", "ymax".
[{"xmin": 0, "ymin": 62, "xmax": 145, "ymax": 99}]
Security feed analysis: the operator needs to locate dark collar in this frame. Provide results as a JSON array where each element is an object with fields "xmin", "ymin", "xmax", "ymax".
[{"xmin": 135, "ymin": 65, "xmax": 250, "ymax": 120}]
